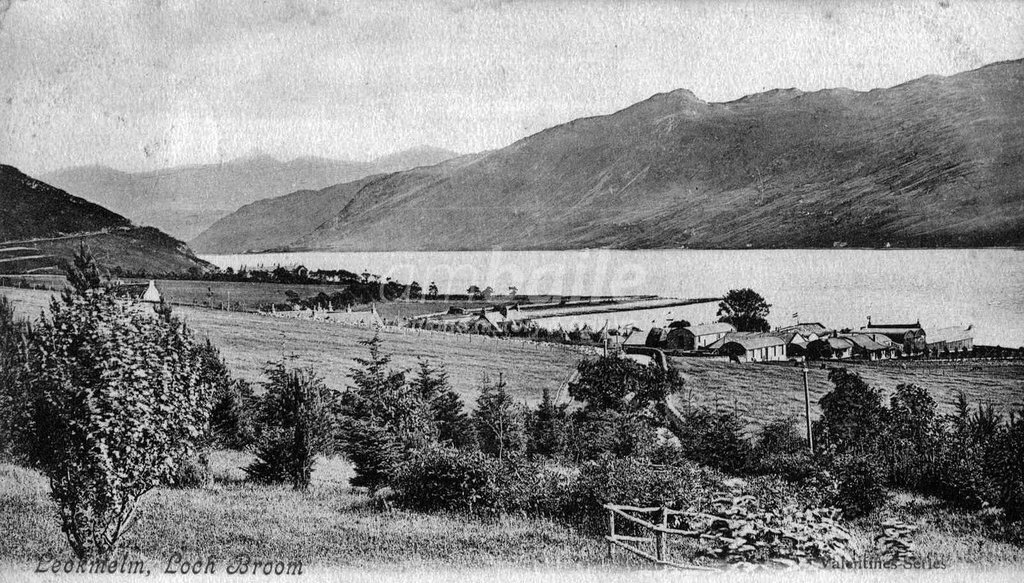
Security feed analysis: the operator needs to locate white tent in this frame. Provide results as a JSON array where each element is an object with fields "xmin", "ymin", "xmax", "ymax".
[{"xmin": 142, "ymin": 280, "xmax": 162, "ymax": 303}]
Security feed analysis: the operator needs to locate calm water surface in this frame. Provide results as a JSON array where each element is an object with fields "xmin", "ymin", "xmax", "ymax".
[{"xmin": 202, "ymin": 249, "xmax": 1024, "ymax": 347}]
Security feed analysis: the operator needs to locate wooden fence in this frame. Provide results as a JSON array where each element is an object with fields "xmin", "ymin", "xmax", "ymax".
[{"xmin": 603, "ymin": 503, "xmax": 719, "ymax": 571}]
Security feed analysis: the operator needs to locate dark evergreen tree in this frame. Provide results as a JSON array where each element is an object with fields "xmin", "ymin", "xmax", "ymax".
[
  {"xmin": 528, "ymin": 388, "xmax": 568, "ymax": 457},
  {"xmin": 473, "ymin": 374, "xmax": 526, "ymax": 459},
  {"xmin": 246, "ymin": 364, "xmax": 336, "ymax": 490}
]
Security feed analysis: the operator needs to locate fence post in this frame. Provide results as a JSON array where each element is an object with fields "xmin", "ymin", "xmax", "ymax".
[
  {"xmin": 607, "ymin": 507, "xmax": 615, "ymax": 560},
  {"xmin": 657, "ymin": 506, "xmax": 668, "ymax": 567}
]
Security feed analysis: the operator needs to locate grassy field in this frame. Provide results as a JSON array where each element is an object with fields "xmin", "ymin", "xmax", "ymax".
[
  {"xmin": 2, "ymin": 288, "xmax": 585, "ymax": 404},
  {"xmin": 0, "ymin": 453, "xmax": 608, "ymax": 571},
  {"xmin": 4, "ymin": 288, "xmax": 1024, "ymax": 571},
  {"xmin": 672, "ymin": 357, "xmax": 1024, "ymax": 433},
  {"xmin": 3, "ymin": 453, "xmax": 1023, "ymax": 572},
  {"xmin": 6, "ymin": 287, "xmax": 1021, "ymax": 417}
]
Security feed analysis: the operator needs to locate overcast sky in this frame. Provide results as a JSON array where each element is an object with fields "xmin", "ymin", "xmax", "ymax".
[{"xmin": 1, "ymin": 0, "xmax": 1022, "ymax": 175}]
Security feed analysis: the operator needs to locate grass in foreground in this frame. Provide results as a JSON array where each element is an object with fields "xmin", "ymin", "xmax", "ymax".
[
  {"xmin": 0, "ymin": 453, "xmax": 607, "ymax": 571},
  {"xmin": 3, "ymin": 452, "xmax": 1024, "ymax": 572}
]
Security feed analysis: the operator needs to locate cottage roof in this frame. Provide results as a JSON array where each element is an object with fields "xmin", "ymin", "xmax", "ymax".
[
  {"xmin": 860, "ymin": 333, "xmax": 896, "ymax": 346},
  {"xmin": 682, "ymin": 323, "xmax": 736, "ymax": 337},
  {"xmin": 780, "ymin": 322, "xmax": 830, "ymax": 336},
  {"xmin": 475, "ymin": 311, "xmax": 507, "ymax": 326},
  {"xmin": 926, "ymin": 326, "xmax": 973, "ymax": 344},
  {"xmin": 861, "ymin": 326, "xmax": 924, "ymax": 337},
  {"xmin": 825, "ymin": 337, "xmax": 856, "ymax": 351},
  {"xmin": 711, "ymin": 332, "xmax": 786, "ymax": 351},
  {"xmin": 772, "ymin": 331, "xmax": 808, "ymax": 346},
  {"xmin": 840, "ymin": 334, "xmax": 889, "ymax": 352}
]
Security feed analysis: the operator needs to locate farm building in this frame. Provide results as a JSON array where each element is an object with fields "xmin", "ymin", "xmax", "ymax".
[
  {"xmin": 666, "ymin": 322, "xmax": 735, "ymax": 351},
  {"xmin": 773, "ymin": 330, "xmax": 811, "ymax": 358},
  {"xmin": 841, "ymin": 333, "xmax": 897, "ymax": 360},
  {"xmin": 860, "ymin": 321, "xmax": 927, "ymax": 355},
  {"xmin": 709, "ymin": 333, "xmax": 788, "ymax": 363},
  {"xmin": 469, "ymin": 309, "xmax": 508, "ymax": 333},
  {"xmin": 926, "ymin": 326, "xmax": 974, "ymax": 355},
  {"xmin": 806, "ymin": 336, "xmax": 856, "ymax": 360}
]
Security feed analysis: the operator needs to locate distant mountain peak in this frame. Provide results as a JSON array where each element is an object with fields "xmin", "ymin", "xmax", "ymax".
[{"xmin": 194, "ymin": 58, "xmax": 1024, "ymax": 253}]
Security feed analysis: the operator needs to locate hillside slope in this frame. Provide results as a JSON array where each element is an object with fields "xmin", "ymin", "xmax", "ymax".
[
  {"xmin": 43, "ymin": 148, "xmax": 458, "ymax": 241},
  {"xmin": 196, "ymin": 59, "xmax": 1024, "ymax": 253},
  {"xmin": 0, "ymin": 165, "xmax": 211, "ymax": 275},
  {"xmin": 189, "ymin": 175, "xmax": 384, "ymax": 254}
]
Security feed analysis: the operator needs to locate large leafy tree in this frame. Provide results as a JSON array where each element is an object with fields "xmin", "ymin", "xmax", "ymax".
[
  {"xmin": 568, "ymin": 356, "xmax": 681, "ymax": 414},
  {"xmin": 716, "ymin": 288, "xmax": 771, "ymax": 332},
  {"xmin": 27, "ymin": 286, "xmax": 212, "ymax": 559}
]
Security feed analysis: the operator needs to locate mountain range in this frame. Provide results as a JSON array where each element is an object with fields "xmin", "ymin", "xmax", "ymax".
[
  {"xmin": 0, "ymin": 164, "xmax": 210, "ymax": 275},
  {"xmin": 192, "ymin": 59, "xmax": 1024, "ymax": 254},
  {"xmin": 43, "ymin": 146, "xmax": 458, "ymax": 241}
]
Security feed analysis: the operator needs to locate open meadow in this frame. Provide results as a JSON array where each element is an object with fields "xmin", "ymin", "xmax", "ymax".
[
  {"xmin": 0, "ymin": 453, "xmax": 609, "ymax": 571},
  {"xmin": 2, "ymin": 287, "xmax": 585, "ymax": 404},
  {"xmin": 6, "ymin": 286, "xmax": 1022, "ymax": 418},
  {"xmin": 672, "ymin": 357, "xmax": 1024, "ymax": 433}
]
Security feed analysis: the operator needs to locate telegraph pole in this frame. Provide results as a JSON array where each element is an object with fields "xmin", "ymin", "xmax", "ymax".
[{"xmin": 802, "ymin": 361, "xmax": 814, "ymax": 454}]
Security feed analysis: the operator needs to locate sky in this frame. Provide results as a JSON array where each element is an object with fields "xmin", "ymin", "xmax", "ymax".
[{"xmin": 1, "ymin": 0, "xmax": 1022, "ymax": 175}]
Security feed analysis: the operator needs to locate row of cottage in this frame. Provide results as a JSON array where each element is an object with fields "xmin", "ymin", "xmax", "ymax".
[{"xmin": 625, "ymin": 320, "xmax": 975, "ymax": 363}]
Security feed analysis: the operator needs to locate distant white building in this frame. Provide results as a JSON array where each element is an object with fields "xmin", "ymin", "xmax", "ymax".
[{"xmin": 141, "ymin": 280, "xmax": 162, "ymax": 303}]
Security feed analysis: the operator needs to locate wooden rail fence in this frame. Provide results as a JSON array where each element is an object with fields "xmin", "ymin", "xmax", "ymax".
[{"xmin": 603, "ymin": 503, "xmax": 719, "ymax": 571}]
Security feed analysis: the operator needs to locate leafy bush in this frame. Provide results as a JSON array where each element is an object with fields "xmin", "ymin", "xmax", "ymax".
[
  {"xmin": 874, "ymin": 520, "xmax": 917, "ymax": 563},
  {"xmin": 815, "ymin": 369, "xmax": 888, "ymax": 456},
  {"xmin": 747, "ymin": 419, "xmax": 820, "ymax": 482},
  {"xmin": 0, "ymin": 295, "xmax": 31, "ymax": 461},
  {"xmin": 391, "ymin": 445, "xmax": 559, "ymax": 516},
  {"xmin": 684, "ymin": 492, "xmax": 853, "ymax": 568},
  {"xmin": 671, "ymin": 406, "xmax": 752, "ymax": 473},
  {"xmin": 828, "ymin": 454, "xmax": 888, "ymax": 519},
  {"xmin": 563, "ymin": 409, "xmax": 659, "ymax": 462},
  {"xmin": 166, "ymin": 451, "xmax": 211, "ymax": 489},
  {"xmin": 26, "ymin": 287, "xmax": 212, "ymax": 559},
  {"xmin": 886, "ymin": 384, "xmax": 941, "ymax": 490},
  {"xmin": 245, "ymin": 364, "xmax": 336, "ymax": 490},
  {"xmin": 560, "ymin": 456, "xmax": 721, "ymax": 531},
  {"xmin": 928, "ymin": 394, "xmax": 1000, "ymax": 510},
  {"xmin": 990, "ymin": 413, "xmax": 1024, "ymax": 520}
]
